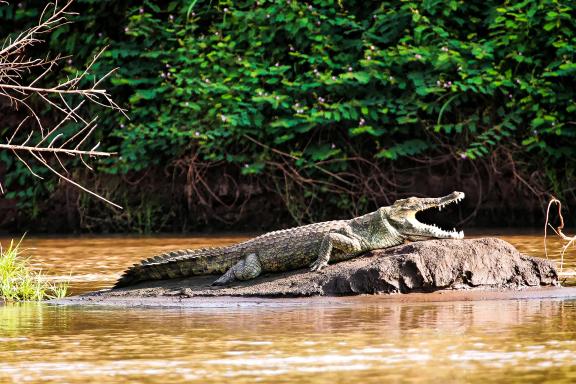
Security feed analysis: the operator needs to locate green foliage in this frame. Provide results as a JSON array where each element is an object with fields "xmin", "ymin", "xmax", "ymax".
[
  {"xmin": 0, "ymin": 0, "xmax": 575, "ymax": 227},
  {"xmin": 0, "ymin": 239, "xmax": 68, "ymax": 301},
  {"xmin": 98, "ymin": 0, "xmax": 575, "ymax": 170}
]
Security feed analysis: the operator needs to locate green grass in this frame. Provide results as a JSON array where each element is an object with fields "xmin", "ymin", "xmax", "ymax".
[{"xmin": 0, "ymin": 239, "xmax": 69, "ymax": 301}]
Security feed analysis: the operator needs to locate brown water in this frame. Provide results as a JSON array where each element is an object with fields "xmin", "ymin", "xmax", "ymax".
[{"xmin": 1, "ymin": 231, "xmax": 576, "ymax": 383}]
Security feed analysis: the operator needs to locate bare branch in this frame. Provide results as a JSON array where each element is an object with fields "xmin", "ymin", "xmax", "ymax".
[
  {"xmin": 0, "ymin": 0, "xmax": 125, "ymax": 209},
  {"xmin": 544, "ymin": 197, "xmax": 576, "ymax": 273},
  {"xmin": 0, "ymin": 143, "xmax": 114, "ymax": 157},
  {"xmin": 7, "ymin": 116, "xmax": 30, "ymax": 144},
  {"xmin": 30, "ymin": 151, "xmax": 122, "ymax": 209},
  {"xmin": 11, "ymin": 148, "xmax": 44, "ymax": 179}
]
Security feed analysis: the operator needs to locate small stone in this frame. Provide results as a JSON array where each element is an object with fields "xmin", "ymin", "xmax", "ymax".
[{"xmin": 180, "ymin": 288, "xmax": 194, "ymax": 297}]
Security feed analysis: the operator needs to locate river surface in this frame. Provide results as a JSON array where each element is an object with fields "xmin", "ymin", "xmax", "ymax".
[{"xmin": 1, "ymin": 231, "xmax": 576, "ymax": 383}]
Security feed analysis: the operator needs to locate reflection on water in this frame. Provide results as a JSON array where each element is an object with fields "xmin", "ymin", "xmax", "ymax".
[
  {"xmin": 2, "ymin": 299, "xmax": 576, "ymax": 383},
  {"xmin": 1, "ymin": 231, "xmax": 576, "ymax": 383}
]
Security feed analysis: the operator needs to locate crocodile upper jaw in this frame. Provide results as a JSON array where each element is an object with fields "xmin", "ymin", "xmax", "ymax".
[{"xmin": 389, "ymin": 191, "xmax": 465, "ymax": 240}]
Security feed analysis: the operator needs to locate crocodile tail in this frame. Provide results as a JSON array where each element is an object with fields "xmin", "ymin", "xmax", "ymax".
[{"xmin": 113, "ymin": 247, "xmax": 238, "ymax": 288}]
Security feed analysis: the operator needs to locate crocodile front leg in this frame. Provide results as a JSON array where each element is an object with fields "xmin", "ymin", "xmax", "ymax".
[
  {"xmin": 310, "ymin": 232, "xmax": 362, "ymax": 271},
  {"xmin": 211, "ymin": 253, "xmax": 262, "ymax": 286}
]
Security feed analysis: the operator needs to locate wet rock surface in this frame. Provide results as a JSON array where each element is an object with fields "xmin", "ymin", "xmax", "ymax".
[{"xmin": 71, "ymin": 238, "xmax": 558, "ymax": 301}]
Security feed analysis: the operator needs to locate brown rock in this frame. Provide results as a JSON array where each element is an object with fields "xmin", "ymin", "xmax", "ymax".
[{"xmin": 319, "ymin": 237, "xmax": 558, "ymax": 294}]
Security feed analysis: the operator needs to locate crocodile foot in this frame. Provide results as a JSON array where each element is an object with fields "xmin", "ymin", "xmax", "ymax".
[
  {"xmin": 211, "ymin": 268, "xmax": 237, "ymax": 286},
  {"xmin": 310, "ymin": 259, "xmax": 328, "ymax": 272}
]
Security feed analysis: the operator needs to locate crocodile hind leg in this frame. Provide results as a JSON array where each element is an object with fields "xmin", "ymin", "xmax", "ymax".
[
  {"xmin": 211, "ymin": 253, "xmax": 262, "ymax": 286},
  {"xmin": 310, "ymin": 232, "xmax": 362, "ymax": 272}
]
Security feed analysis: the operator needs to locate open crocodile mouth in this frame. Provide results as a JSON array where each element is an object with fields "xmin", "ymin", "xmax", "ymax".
[{"xmin": 413, "ymin": 191, "xmax": 465, "ymax": 239}]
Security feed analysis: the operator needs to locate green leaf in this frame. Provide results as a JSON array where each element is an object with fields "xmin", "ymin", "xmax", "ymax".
[
  {"xmin": 353, "ymin": 72, "xmax": 371, "ymax": 84},
  {"xmin": 305, "ymin": 144, "xmax": 340, "ymax": 161},
  {"xmin": 376, "ymin": 139, "xmax": 430, "ymax": 159}
]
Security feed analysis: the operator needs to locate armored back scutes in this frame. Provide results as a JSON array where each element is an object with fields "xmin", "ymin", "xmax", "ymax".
[{"xmin": 114, "ymin": 246, "xmax": 237, "ymax": 288}]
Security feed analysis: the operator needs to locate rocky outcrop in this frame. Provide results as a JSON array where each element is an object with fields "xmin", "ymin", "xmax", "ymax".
[
  {"xmin": 317, "ymin": 237, "xmax": 558, "ymax": 295},
  {"xmin": 95, "ymin": 237, "xmax": 557, "ymax": 299}
]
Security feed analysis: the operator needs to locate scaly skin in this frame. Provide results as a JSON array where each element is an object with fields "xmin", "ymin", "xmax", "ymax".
[{"xmin": 114, "ymin": 191, "xmax": 465, "ymax": 288}]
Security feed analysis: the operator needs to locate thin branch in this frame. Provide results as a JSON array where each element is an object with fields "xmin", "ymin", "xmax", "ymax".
[
  {"xmin": 544, "ymin": 197, "xmax": 576, "ymax": 273},
  {"xmin": 0, "ymin": 144, "xmax": 114, "ymax": 157},
  {"xmin": 7, "ymin": 116, "xmax": 30, "ymax": 144},
  {"xmin": 0, "ymin": 82, "xmax": 109, "ymax": 95},
  {"xmin": 11, "ymin": 149, "xmax": 44, "ymax": 179},
  {"xmin": 30, "ymin": 151, "xmax": 122, "ymax": 209}
]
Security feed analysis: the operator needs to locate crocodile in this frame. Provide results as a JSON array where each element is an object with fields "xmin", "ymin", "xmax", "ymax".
[{"xmin": 114, "ymin": 191, "xmax": 465, "ymax": 288}]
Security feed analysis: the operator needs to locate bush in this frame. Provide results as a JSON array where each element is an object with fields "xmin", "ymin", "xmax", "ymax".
[
  {"xmin": 105, "ymin": 1, "xmax": 575, "ymax": 165},
  {"xmin": 1, "ymin": 0, "xmax": 574, "ymax": 228}
]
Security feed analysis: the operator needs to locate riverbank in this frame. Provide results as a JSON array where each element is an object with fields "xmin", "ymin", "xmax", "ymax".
[{"xmin": 50, "ymin": 286, "xmax": 576, "ymax": 308}]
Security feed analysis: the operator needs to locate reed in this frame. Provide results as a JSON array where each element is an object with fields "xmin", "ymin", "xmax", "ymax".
[{"xmin": 0, "ymin": 239, "xmax": 68, "ymax": 301}]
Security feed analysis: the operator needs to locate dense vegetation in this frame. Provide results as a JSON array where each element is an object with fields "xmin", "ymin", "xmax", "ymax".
[{"xmin": 0, "ymin": 0, "xmax": 574, "ymax": 232}]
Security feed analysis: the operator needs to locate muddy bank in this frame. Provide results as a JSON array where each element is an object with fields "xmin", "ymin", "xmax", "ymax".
[
  {"xmin": 52, "ymin": 238, "xmax": 559, "ymax": 306},
  {"xmin": 52, "ymin": 287, "xmax": 576, "ymax": 308}
]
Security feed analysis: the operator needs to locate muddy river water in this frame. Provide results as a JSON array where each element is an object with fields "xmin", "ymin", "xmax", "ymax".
[{"xmin": 1, "ymin": 231, "xmax": 576, "ymax": 383}]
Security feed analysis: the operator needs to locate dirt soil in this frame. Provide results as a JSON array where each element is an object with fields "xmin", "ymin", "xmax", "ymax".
[{"xmin": 50, "ymin": 238, "xmax": 562, "ymax": 308}]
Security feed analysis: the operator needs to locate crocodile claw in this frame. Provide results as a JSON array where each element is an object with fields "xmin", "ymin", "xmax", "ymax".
[
  {"xmin": 310, "ymin": 259, "xmax": 328, "ymax": 272},
  {"xmin": 211, "ymin": 268, "xmax": 237, "ymax": 286}
]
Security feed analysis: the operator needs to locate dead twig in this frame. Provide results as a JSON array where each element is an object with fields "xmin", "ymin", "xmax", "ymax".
[{"xmin": 544, "ymin": 197, "xmax": 576, "ymax": 273}]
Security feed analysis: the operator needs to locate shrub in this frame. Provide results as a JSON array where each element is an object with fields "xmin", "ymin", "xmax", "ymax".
[{"xmin": 0, "ymin": 239, "xmax": 68, "ymax": 301}]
